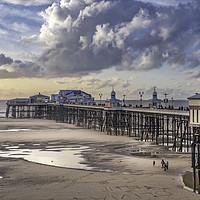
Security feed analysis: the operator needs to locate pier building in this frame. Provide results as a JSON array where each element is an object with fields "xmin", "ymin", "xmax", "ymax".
[
  {"xmin": 7, "ymin": 98, "xmax": 29, "ymax": 104},
  {"xmin": 51, "ymin": 90, "xmax": 94, "ymax": 104},
  {"xmin": 105, "ymin": 89, "xmax": 121, "ymax": 108},
  {"xmin": 148, "ymin": 87, "xmax": 163, "ymax": 108},
  {"xmin": 188, "ymin": 93, "xmax": 200, "ymax": 193},
  {"xmin": 30, "ymin": 93, "xmax": 50, "ymax": 103},
  {"xmin": 188, "ymin": 93, "xmax": 200, "ymax": 127}
]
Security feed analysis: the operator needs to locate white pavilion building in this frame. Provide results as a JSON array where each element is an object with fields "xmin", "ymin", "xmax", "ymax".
[{"xmin": 188, "ymin": 93, "xmax": 200, "ymax": 127}]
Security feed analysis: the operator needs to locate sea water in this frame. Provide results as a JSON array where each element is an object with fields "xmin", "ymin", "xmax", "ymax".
[{"xmin": 0, "ymin": 100, "xmax": 7, "ymax": 118}]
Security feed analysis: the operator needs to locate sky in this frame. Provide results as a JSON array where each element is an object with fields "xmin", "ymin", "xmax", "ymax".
[{"xmin": 0, "ymin": 0, "xmax": 199, "ymax": 100}]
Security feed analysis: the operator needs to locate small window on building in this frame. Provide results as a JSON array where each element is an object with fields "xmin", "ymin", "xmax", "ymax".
[{"xmin": 197, "ymin": 110, "xmax": 199, "ymax": 123}]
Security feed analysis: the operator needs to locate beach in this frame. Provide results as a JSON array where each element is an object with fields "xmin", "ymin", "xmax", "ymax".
[{"xmin": 0, "ymin": 118, "xmax": 198, "ymax": 200}]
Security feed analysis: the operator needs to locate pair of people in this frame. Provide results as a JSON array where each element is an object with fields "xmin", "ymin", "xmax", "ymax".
[{"xmin": 161, "ymin": 159, "xmax": 169, "ymax": 170}]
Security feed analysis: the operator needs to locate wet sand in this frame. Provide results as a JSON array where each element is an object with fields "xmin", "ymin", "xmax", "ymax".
[{"xmin": 0, "ymin": 118, "xmax": 198, "ymax": 200}]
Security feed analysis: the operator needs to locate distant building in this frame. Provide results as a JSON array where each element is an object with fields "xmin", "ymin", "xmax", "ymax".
[
  {"xmin": 7, "ymin": 98, "xmax": 29, "ymax": 105},
  {"xmin": 51, "ymin": 94, "xmax": 61, "ymax": 102},
  {"xmin": 51, "ymin": 90, "xmax": 94, "ymax": 104},
  {"xmin": 7, "ymin": 93, "xmax": 50, "ymax": 105},
  {"xmin": 148, "ymin": 87, "xmax": 163, "ymax": 108},
  {"xmin": 29, "ymin": 93, "xmax": 50, "ymax": 103},
  {"xmin": 105, "ymin": 89, "xmax": 121, "ymax": 108},
  {"xmin": 188, "ymin": 93, "xmax": 200, "ymax": 127}
]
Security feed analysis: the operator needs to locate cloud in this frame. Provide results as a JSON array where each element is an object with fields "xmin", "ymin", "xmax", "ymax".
[
  {"xmin": 122, "ymin": 81, "xmax": 130, "ymax": 88},
  {"xmin": 138, "ymin": 0, "xmax": 192, "ymax": 6},
  {"xmin": 55, "ymin": 76, "xmax": 121, "ymax": 90},
  {"xmin": 0, "ymin": 53, "xmax": 43, "ymax": 79},
  {"xmin": 1, "ymin": 0, "xmax": 200, "ymax": 79},
  {"xmin": 184, "ymin": 69, "xmax": 200, "ymax": 79},
  {"xmin": 31, "ymin": 0, "xmax": 200, "ymax": 78},
  {"xmin": 0, "ymin": 0, "xmax": 56, "ymax": 6},
  {"xmin": 0, "ymin": 54, "xmax": 13, "ymax": 66},
  {"xmin": 0, "ymin": 3, "xmax": 46, "ymax": 57}
]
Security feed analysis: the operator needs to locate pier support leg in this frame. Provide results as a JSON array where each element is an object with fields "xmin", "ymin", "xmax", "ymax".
[{"xmin": 192, "ymin": 140, "xmax": 196, "ymax": 193}]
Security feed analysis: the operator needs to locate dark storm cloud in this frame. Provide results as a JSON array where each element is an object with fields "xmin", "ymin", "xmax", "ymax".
[
  {"xmin": 35, "ymin": 0, "xmax": 200, "ymax": 77},
  {"xmin": 2, "ymin": 0, "xmax": 200, "ymax": 79},
  {"xmin": 0, "ymin": 53, "xmax": 43, "ymax": 79},
  {"xmin": 0, "ymin": 53, "xmax": 13, "ymax": 66}
]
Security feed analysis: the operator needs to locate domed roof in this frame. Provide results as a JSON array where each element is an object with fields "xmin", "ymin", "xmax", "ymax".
[
  {"xmin": 153, "ymin": 87, "xmax": 157, "ymax": 97},
  {"xmin": 148, "ymin": 87, "xmax": 163, "ymax": 105},
  {"xmin": 111, "ymin": 90, "xmax": 116, "ymax": 99},
  {"xmin": 111, "ymin": 90, "xmax": 116, "ymax": 95},
  {"xmin": 153, "ymin": 90, "xmax": 157, "ymax": 96}
]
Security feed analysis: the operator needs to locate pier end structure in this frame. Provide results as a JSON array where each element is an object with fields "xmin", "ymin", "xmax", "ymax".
[
  {"xmin": 188, "ymin": 93, "xmax": 200, "ymax": 193},
  {"xmin": 6, "ymin": 93, "xmax": 50, "ymax": 119}
]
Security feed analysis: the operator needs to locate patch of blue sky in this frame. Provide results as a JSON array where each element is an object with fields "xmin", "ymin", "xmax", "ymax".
[
  {"xmin": 0, "ymin": 4, "xmax": 43, "ymax": 21},
  {"xmin": 0, "ymin": 25, "xmax": 20, "ymax": 41},
  {"xmin": 131, "ymin": 27, "xmax": 152, "ymax": 41},
  {"xmin": 0, "ymin": 4, "xmax": 43, "ymax": 40},
  {"xmin": 3, "ymin": 16, "xmax": 41, "ymax": 32},
  {"xmin": 138, "ymin": 0, "xmax": 192, "ymax": 7},
  {"xmin": 1, "ymin": 1, "xmax": 52, "ymax": 9}
]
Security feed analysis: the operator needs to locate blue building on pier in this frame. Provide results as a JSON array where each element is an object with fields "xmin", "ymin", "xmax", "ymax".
[{"xmin": 148, "ymin": 87, "xmax": 163, "ymax": 108}]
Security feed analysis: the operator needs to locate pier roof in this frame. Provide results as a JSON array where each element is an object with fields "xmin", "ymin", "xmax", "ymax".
[
  {"xmin": 148, "ymin": 98, "xmax": 163, "ymax": 103},
  {"xmin": 10, "ymin": 98, "xmax": 29, "ymax": 101},
  {"xmin": 188, "ymin": 93, "xmax": 200, "ymax": 99},
  {"xmin": 30, "ymin": 93, "xmax": 50, "ymax": 99}
]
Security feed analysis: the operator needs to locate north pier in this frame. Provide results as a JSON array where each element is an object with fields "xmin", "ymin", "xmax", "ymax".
[
  {"xmin": 6, "ymin": 102, "xmax": 192, "ymax": 153},
  {"xmin": 6, "ymin": 89, "xmax": 200, "ymax": 193}
]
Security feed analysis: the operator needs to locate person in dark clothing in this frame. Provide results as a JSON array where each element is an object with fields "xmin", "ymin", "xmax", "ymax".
[
  {"xmin": 165, "ymin": 161, "xmax": 168, "ymax": 170},
  {"xmin": 161, "ymin": 159, "xmax": 165, "ymax": 168}
]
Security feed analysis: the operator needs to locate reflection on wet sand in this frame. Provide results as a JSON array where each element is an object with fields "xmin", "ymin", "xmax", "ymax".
[{"xmin": 0, "ymin": 144, "xmax": 94, "ymax": 170}]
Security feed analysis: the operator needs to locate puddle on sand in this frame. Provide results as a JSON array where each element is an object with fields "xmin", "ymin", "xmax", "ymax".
[
  {"xmin": 5, "ymin": 146, "xmax": 19, "ymax": 149},
  {"xmin": 0, "ymin": 129, "xmax": 31, "ymax": 132},
  {"xmin": 0, "ymin": 146, "xmax": 94, "ymax": 171}
]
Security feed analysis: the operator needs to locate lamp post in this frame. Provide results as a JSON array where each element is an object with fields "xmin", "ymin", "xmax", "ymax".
[
  {"xmin": 164, "ymin": 93, "xmax": 168, "ymax": 108},
  {"xmin": 123, "ymin": 94, "xmax": 126, "ymax": 106},
  {"xmin": 139, "ymin": 92, "xmax": 144, "ymax": 108},
  {"xmin": 99, "ymin": 94, "xmax": 103, "ymax": 105},
  {"xmin": 171, "ymin": 97, "xmax": 174, "ymax": 109}
]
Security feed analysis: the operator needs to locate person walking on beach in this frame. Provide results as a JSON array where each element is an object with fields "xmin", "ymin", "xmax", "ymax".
[
  {"xmin": 165, "ymin": 161, "xmax": 168, "ymax": 170},
  {"xmin": 161, "ymin": 159, "xmax": 165, "ymax": 168}
]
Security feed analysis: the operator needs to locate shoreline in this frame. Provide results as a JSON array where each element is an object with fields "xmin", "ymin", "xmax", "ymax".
[{"xmin": 0, "ymin": 118, "xmax": 198, "ymax": 199}]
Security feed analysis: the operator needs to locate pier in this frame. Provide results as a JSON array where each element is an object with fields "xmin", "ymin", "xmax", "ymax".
[
  {"xmin": 8, "ymin": 101, "xmax": 200, "ymax": 192},
  {"xmin": 6, "ymin": 102, "xmax": 192, "ymax": 153}
]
